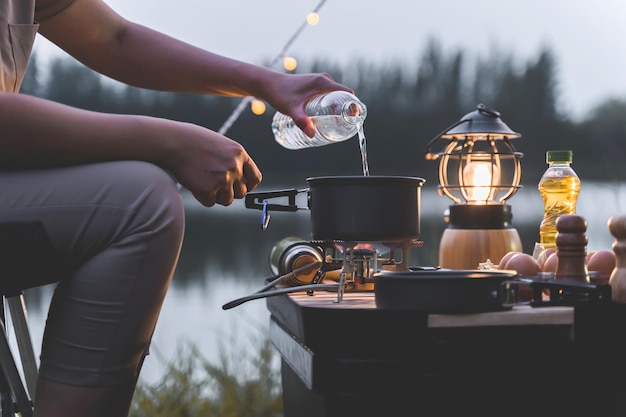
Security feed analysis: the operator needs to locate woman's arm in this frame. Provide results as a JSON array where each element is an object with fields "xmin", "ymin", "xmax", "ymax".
[
  {"xmin": 0, "ymin": 92, "xmax": 261, "ymax": 207},
  {"xmin": 37, "ymin": 0, "xmax": 351, "ymax": 136}
]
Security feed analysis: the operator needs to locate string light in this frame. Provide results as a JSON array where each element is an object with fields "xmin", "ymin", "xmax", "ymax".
[
  {"xmin": 250, "ymin": 99, "xmax": 266, "ymax": 115},
  {"xmin": 306, "ymin": 12, "xmax": 320, "ymax": 25},
  {"xmin": 218, "ymin": 0, "xmax": 327, "ymax": 135},
  {"xmin": 283, "ymin": 56, "xmax": 298, "ymax": 71}
]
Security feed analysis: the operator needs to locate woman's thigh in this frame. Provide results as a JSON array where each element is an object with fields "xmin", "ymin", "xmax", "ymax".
[{"xmin": 0, "ymin": 161, "xmax": 185, "ymax": 385}]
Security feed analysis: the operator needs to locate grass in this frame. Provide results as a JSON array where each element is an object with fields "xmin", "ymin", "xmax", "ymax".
[{"xmin": 129, "ymin": 337, "xmax": 283, "ymax": 417}]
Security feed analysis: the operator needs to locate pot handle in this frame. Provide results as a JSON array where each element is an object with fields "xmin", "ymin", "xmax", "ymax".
[{"xmin": 245, "ymin": 189, "xmax": 308, "ymax": 229}]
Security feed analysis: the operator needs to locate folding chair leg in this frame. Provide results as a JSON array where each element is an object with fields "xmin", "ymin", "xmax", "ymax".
[
  {"xmin": 0, "ymin": 369, "xmax": 13, "ymax": 417},
  {"xmin": 6, "ymin": 295, "xmax": 37, "ymax": 401},
  {"xmin": 0, "ymin": 319, "xmax": 33, "ymax": 417}
]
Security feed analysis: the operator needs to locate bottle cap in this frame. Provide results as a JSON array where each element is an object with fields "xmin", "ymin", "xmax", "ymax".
[{"xmin": 546, "ymin": 150, "xmax": 573, "ymax": 163}]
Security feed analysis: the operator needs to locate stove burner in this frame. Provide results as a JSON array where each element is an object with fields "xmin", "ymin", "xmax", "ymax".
[{"xmin": 312, "ymin": 239, "xmax": 424, "ymax": 302}]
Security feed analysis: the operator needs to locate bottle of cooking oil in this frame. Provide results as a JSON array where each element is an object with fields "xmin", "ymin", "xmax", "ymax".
[{"xmin": 538, "ymin": 150, "xmax": 581, "ymax": 249}]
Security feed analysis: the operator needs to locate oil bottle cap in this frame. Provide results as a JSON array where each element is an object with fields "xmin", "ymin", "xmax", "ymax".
[{"xmin": 546, "ymin": 150, "xmax": 573, "ymax": 163}]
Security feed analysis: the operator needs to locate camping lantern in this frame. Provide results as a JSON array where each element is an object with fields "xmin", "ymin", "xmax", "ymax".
[{"xmin": 424, "ymin": 104, "xmax": 524, "ymax": 269}]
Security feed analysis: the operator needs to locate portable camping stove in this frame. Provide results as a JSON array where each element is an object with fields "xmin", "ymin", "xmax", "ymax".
[{"xmin": 300, "ymin": 239, "xmax": 424, "ymax": 302}]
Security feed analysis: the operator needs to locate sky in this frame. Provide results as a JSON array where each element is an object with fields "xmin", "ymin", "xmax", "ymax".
[{"xmin": 33, "ymin": 0, "xmax": 626, "ymax": 120}]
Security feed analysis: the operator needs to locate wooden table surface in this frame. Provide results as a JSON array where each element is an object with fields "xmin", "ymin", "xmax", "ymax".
[{"xmin": 284, "ymin": 290, "xmax": 574, "ymax": 327}]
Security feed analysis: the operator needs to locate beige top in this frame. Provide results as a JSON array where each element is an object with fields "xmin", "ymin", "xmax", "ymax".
[{"xmin": 0, "ymin": 0, "xmax": 74, "ymax": 92}]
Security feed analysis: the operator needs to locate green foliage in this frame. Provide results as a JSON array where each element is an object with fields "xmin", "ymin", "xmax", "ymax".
[{"xmin": 129, "ymin": 338, "xmax": 283, "ymax": 417}]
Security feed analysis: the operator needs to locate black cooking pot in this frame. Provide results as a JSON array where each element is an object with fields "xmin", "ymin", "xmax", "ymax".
[
  {"xmin": 374, "ymin": 269, "xmax": 518, "ymax": 313},
  {"xmin": 245, "ymin": 176, "xmax": 425, "ymax": 241}
]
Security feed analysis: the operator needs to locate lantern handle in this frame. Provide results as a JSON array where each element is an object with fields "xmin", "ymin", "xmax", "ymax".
[
  {"xmin": 476, "ymin": 103, "xmax": 501, "ymax": 118},
  {"xmin": 424, "ymin": 119, "xmax": 469, "ymax": 160}
]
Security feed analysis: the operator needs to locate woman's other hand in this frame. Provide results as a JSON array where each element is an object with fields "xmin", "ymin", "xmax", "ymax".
[{"xmin": 162, "ymin": 122, "xmax": 262, "ymax": 207}]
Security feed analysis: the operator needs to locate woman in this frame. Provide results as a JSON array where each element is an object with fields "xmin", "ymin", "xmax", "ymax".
[{"xmin": 0, "ymin": 0, "xmax": 353, "ymax": 415}]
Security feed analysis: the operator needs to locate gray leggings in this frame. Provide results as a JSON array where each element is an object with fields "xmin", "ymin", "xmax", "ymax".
[{"xmin": 0, "ymin": 161, "xmax": 185, "ymax": 386}]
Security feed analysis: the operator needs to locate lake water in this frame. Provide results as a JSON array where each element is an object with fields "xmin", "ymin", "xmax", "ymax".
[{"xmin": 11, "ymin": 181, "xmax": 626, "ymax": 385}]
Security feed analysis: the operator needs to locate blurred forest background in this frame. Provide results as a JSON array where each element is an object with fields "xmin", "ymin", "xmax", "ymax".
[{"xmin": 23, "ymin": 40, "xmax": 626, "ymax": 189}]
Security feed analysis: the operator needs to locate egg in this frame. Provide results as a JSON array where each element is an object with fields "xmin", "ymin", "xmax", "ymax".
[
  {"xmin": 542, "ymin": 252, "xmax": 558, "ymax": 273},
  {"xmin": 502, "ymin": 252, "xmax": 541, "ymax": 277},
  {"xmin": 498, "ymin": 251, "xmax": 521, "ymax": 270},
  {"xmin": 500, "ymin": 252, "xmax": 540, "ymax": 302},
  {"xmin": 587, "ymin": 250, "xmax": 616, "ymax": 277},
  {"xmin": 537, "ymin": 248, "xmax": 557, "ymax": 270}
]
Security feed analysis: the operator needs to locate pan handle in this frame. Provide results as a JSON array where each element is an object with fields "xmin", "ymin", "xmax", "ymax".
[{"xmin": 504, "ymin": 277, "xmax": 612, "ymax": 307}]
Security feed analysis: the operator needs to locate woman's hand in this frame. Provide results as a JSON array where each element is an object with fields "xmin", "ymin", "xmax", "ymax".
[{"xmin": 261, "ymin": 72, "xmax": 354, "ymax": 138}]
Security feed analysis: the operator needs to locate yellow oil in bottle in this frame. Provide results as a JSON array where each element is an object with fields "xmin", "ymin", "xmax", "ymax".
[{"xmin": 539, "ymin": 175, "xmax": 581, "ymax": 248}]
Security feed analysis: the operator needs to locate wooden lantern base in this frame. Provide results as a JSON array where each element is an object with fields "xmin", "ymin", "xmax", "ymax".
[
  {"xmin": 439, "ymin": 228, "xmax": 522, "ymax": 269},
  {"xmin": 438, "ymin": 204, "xmax": 523, "ymax": 270}
]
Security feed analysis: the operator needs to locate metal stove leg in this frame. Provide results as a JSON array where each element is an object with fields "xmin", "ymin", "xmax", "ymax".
[{"xmin": 334, "ymin": 242, "xmax": 357, "ymax": 303}]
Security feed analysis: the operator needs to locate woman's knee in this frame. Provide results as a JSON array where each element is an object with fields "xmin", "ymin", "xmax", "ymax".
[{"xmin": 110, "ymin": 161, "xmax": 185, "ymax": 245}]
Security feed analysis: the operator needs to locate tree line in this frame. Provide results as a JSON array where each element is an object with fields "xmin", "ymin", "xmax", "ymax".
[{"xmin": 22, "ymin": 39, "xmax": 626, "ymax": 188}]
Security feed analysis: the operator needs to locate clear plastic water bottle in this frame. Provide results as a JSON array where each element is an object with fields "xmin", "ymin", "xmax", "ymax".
[
  {"xmin": 538, "ymin": 150, "xmax": 581, "ymax": 249},
  {"xmin": 272, "ymin": 91, "xmax": 367, "ymax": 150}
]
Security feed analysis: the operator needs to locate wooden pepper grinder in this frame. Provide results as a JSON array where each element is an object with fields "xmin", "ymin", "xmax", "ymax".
[
  {"xmin": 608, "ymin": 214, "xmax": 626, "ymax": 303},
  {"xmin": 554, "ymin": 214, "xmax": 589, "ymax": 283}
]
